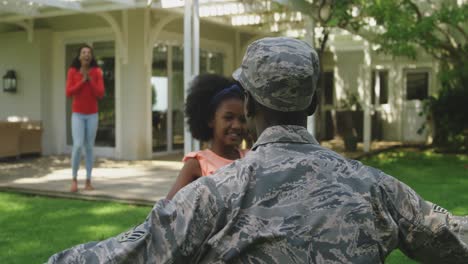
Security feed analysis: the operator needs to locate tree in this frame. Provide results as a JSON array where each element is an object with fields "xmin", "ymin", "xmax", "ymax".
[{"xmin": 276, "ymin": 0, "xmax": 467, "ymax": 151}]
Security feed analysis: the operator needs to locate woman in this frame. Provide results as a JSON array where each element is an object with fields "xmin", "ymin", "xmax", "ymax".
[
  {"xmin": 66, "ymin": 44, "xmax": 105, "ymax": 192},
  {"xmin": 166, "ymin": 74, "xmax": 248, "ymax": 199}
]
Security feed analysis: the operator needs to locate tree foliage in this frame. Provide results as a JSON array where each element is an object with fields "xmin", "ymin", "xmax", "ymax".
[{"xmin": 278, "ymin": 0, "xmax": 467, "ymax": 151}]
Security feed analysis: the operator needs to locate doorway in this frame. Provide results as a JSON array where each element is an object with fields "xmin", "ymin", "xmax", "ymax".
[{"xmin": 65, "ymin": 41, "xmax": 116, "ymax": 149}]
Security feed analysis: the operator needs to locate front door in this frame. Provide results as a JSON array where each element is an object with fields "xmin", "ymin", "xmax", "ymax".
[
  {"xmin": 402, "ymin": 69, "xmax": 430, "ymax": 142},
  {"xmin": 65, "ymin": 41, "xmax": 116, "ymax": 152}
]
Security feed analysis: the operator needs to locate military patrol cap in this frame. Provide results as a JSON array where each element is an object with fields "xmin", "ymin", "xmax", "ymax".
[{"xmin": 233, "ymin": 37, "xmax": 320, "ymax": 112}]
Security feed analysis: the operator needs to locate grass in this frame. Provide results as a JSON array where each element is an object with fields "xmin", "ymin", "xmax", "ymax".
[
  {"xmin": 0, "ymin": 148, "xmax": 467, "ymax": 263},
  {"xmin": 361, "ymin": 148, "xmax": 468, "ymax": 263},
  {"xmin": 0, "ymin": 193, "xmax": 150, "ymax": 264}
]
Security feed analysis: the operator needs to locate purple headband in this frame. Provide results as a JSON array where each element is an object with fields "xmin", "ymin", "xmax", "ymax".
[{"xmin": 210, "ymin": 84, "xmax": 242, "ymax": 106}]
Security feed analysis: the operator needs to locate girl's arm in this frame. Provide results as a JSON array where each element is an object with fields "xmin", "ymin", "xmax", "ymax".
[
  {"xmin": 166, "ymin": 158, "xmax": 202, "ymax": 199},
  {"xmin": 89, "ymin": 68, "xmax": 105, "ymax": 99},
  {"xmin": 65, "ymin": 68, "xmax": 85, "ymax": 97}
]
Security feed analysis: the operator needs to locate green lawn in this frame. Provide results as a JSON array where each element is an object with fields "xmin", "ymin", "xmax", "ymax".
[
  {"xmin": 0, "ymin": 149, "xmax": 467, "ymax": 263},
  {"xmin": 0, "ymin": 193, "xmax": 150, "ymax": 263},
  {"xmin": 362, "ymin": 148, "xmax": 468, "ymax": 263}
]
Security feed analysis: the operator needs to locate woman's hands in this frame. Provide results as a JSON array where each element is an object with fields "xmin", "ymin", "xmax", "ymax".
[{"xmin": 80, "ymin": 67, "xmax": 90, "ymax": 82}]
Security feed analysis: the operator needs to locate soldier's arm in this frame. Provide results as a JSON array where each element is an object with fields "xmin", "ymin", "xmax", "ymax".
[
  {"xmin": 378, "ymin": 174, "xmax": 468, "ymax": 263},
  {"xmin": 47, "ymin": 177, "xmax": 225, "ymax": 264}
]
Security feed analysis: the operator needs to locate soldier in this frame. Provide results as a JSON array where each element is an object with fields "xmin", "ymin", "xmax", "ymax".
[{"xmin": 48, "ymin": 37, "xmax": 468, "ymax": 263}]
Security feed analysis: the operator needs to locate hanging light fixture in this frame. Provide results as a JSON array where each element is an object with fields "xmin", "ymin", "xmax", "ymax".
[{"xmin": 3, "ymin": 70, "xmax": 17, "ymax": 93}]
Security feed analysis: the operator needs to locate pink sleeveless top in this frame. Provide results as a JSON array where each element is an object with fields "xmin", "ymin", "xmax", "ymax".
[{"xmin": 182, "ymin": 149, "xmax": 248, "ymax": 176}]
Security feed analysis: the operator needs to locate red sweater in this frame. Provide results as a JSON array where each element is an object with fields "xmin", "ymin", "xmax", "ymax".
[{"xmin": 66, "ymin": 67, "xmax": 105, "ymax": 114}]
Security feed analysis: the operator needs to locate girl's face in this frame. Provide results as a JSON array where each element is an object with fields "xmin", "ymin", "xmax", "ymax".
[
  {"xmin": 209, "ymin": 98, "xmax": 246, "ymax": 148},
  {"xmin": 79, "ymin": 47, "xmax": 93, "ymax": 67}
]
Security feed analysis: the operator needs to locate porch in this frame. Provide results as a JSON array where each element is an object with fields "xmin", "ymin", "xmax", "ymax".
[{"xmin": 0, "ymin": 140, "xmax": 403, "ymax": 205}]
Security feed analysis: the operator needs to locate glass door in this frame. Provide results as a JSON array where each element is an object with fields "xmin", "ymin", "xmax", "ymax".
[
  {"xmin": 151, "ymin": 44, "xmax": 225, "ymax": 153},
  {"xmin": 151, "ymin": 44, "xmax": 169, "ymax": 152},
  {"xmin": 65, "ymin": 41, "xmax": 116, "ymax": 148}
]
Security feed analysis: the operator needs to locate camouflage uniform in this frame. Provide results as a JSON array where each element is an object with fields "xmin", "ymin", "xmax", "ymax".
[{"xmin": 48, "ymin": 37, "xmax": 468, "ymax": 263}]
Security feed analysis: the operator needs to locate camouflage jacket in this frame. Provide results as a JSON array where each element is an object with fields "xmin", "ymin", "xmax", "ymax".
[{"xmin": 48, "ymin": 125, "xmax": 468, "ymax": 263}]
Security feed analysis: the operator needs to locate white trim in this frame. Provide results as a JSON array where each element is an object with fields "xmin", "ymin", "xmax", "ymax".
[
  {"xmin": 29, "ymin": 0, "xmax": 82, "ymax": 10},
  {"xmin": 107, "ymin": 0, "xmax": 136, "ymax": 5},
  {"xmin": 156, "ymin": 31, "xmax": 234, "ymax": 57},
  {"xmin": 183, "ymin": 0, "xmax": 193, "ymax": 155},
  {"xmin": 0, "ymin": 4, "xmax": 39, "ymax": 16},
  {"xmin": 401, "ymin": 66, "xmax": 433, "ymax": 143},
  {"xmin": 96, "ymin": 12, "xmax": 128, "ymax": 64},
  {"xmin": 13, "ymin": 19, "xmax": 34, "ymax": 42},
  {"xmin": 167, "ymin": 46, "xmax": 174, "ymax": 152},
  {"xmin": 0, "ymin": 2, "xmax": 148, "ymax": 23},
  {"xmin": 150, "ymin": 15, "xmax": 180, "ymax": 45},
  {"xmin": 361, "ymin": 42, "xmax": 372, "ymax": 152},
  {"xmin": 144, "ymin": 8, "xmax": 153, "ymax": 158}
]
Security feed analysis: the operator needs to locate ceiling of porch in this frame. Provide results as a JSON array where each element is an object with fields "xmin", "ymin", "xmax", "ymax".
[{"xmin": 0, "ymin": 0, "xmax": 310, "ymax": 37}]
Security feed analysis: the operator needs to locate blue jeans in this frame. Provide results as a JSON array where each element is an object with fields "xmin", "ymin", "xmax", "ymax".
[{"xmin": 71, "ymin": 113, "xmax": 98, "ymax": 180}]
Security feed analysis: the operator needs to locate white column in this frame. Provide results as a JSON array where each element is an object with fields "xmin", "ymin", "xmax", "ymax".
[
  {"xmin": 167, "ymin": 46, "xmax": 174, "ymax": 152},
  {"xmin": 305, "ymin": 17, "xmax": 316, "ymax": 136},
  {"xmin": 183, "ymin": 0, "xmax": 200, "ymax": 154},
  {"xmin": 183, "ymin": 0, "xmax": 193, "ymax": 155},
  {"xmin": 363, "ymin": 43, "xmax": 372, "ymax": 152},
  {"xmin": 118, "ymin": 9, "xmax": 152, "ymax": 159},
  {"xmin": 193, "ymin": 0, "xmax": 200, "ymax": 151}
]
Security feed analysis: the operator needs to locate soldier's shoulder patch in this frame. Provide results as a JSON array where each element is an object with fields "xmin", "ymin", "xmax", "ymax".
[
  {"xmin": 432, "ymin": 204, "xmax": 449, "ymax": 214},
  {"xmin": 118, "ymin": 227, "xmax": 146, "ymax": 243}
]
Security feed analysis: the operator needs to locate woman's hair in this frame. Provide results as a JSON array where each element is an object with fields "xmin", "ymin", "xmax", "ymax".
[
  {"xmin": 70, "ymin": 44, "xmax": 98, "ymax": 69},
  {"xmin": 185, "ymin": 73, "xmax": 243, "ymax": 141}
]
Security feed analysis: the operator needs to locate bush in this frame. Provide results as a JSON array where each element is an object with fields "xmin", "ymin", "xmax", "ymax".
[{"xmin": 428, "ymin": 85, "xmax": 468, "ymax": 153}]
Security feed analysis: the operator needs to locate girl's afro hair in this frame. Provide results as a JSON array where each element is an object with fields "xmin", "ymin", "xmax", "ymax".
[{"xmin": 185, "ymin": 73, "xmax": 242, "ymax": 141}]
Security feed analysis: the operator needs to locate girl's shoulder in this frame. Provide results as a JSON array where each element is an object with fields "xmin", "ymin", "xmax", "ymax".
[{"xmin": 182, "ymin": 149, "xmax": 213, "ymax": 162}]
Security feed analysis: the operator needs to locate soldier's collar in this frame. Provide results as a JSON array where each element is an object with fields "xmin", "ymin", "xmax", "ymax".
[{"xmin": 252, "ymin": 125, "xmax": 318, "ymax": 150}]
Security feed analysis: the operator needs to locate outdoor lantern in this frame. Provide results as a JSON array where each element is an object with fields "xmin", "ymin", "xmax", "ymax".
[{"xmin": 3, "ymin": 70, "xmax": 17, "ymax": 93}]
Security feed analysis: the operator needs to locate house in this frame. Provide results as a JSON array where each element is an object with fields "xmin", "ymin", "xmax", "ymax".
[{"xmin": 0, "ymin": 0, "xmax": 435, "ymax": 160}]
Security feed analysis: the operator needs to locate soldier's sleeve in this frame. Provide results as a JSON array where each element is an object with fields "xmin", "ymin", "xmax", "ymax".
[
  {"xmin": 378, "ymin": 173, "xmax": 468, "ymax": 263},
  {"xmin": 47, "ymin": 177, "xmax": 226, "ymax": 264}
]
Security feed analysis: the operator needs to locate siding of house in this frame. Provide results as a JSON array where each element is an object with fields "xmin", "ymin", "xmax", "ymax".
[{"xmin": 0, "ymin": 30, "xmax": 56, "ymax": 154}]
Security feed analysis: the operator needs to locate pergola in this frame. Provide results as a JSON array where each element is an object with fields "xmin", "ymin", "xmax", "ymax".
[
  {"xmin": 0, "ymin": 0, "xmax": 326, "ymax": 152},
  {"xmin": 0, "ymin": 1, "xmax": 310, "ymax": 37},
  {"xmin": 0, "ymin": 0, "xmax": 329, "ymax": 154}
]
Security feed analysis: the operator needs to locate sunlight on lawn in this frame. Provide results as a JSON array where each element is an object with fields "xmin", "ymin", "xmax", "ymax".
[
  {"xmin": 0, "ymin": 197, "xmax": 28, "ymax": 212},
  {"xmin": 89, "ymin": 204, "xmax": 134, "ymax": 215},
  {"xmin": 0, "ymin": 192, "xmax": 150, "ymax": 264},
  {"xmin": 78, "ymin": 224, "xmax": 128, "ymax": 239}
]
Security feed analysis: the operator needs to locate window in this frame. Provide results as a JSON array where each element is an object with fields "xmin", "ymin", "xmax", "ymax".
[
  {"xmin": 200, "ymin": 50, "xmax": 224, "ymax": 74},
  {"xmin": 406, "ymin": 71, "xmax": 429, "ymax": 100},
  {"xmin": 371, "ymin": 70, "xmax": 389, "ymax": 104}
]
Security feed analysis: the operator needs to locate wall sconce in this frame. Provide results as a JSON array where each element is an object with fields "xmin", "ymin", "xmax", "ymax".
[{"xmin": 3, "ymin": 70, "xmax": 17, "ymax": 93}]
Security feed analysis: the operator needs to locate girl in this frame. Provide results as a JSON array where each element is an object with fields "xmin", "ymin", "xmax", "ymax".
[
  {"xmin": 66, "ymin": 44, "xmax": 105, "ymax": 192},
  {"xmin": 166, "ymin": 74, "xmax": 248, "ymax": 199}
]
